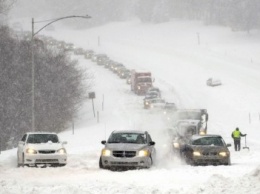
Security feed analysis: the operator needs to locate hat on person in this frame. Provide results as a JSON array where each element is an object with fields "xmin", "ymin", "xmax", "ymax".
[{"xmin": 236, "ymin": 127, "xmax": 239, "ymax": 130}]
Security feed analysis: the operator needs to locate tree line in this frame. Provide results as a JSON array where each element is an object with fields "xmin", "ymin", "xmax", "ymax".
[{"xmin": 0, "ymin": 26, "xmax": 91, "ymax": 151}]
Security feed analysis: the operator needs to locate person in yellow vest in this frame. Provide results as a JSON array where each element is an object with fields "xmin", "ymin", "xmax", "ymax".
[{"xmin": 231, "ymin": 127, "xmax": 247, "ymax": 151}]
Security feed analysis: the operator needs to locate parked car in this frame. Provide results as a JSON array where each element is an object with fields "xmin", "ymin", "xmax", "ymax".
[
  {"xmin": 181, "ymin": 134, "xmax": 231, "ymax": 166},
  {"xmin": 17, "ymin": 132, "xmax": 67, "ymax": 167},
  {"xmin": 99, "ymin": 130, "xmax": 156, "ymax": 170},
  {"xmin": 206, "ymin": 78, "xmax": 222, "ymax": 87}
]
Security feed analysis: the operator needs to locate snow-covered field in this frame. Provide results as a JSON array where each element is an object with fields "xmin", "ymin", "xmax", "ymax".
[{"xmin": 1, "ymin": 19, "xmax": 260, "ymax": 194}]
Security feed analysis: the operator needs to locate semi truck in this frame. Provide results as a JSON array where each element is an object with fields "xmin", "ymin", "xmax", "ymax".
[{"xmin": 131, "ymin": 70, "xmax": 153, "ymax": 95}]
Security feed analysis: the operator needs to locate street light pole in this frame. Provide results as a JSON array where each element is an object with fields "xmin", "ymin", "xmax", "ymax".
[
  {"xmin": 31, "ymin": 15, "xmax": 91, "ymax": 132},
  {"xmin": 31, "ymin": 18, "xmax": 35, "ymax": 132}
]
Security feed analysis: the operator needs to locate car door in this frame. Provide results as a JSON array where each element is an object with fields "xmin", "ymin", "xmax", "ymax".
[
  {"xmin": 17, "ymin": 134, "xmax": 27, "ymax": 162},
  {"xmin": 146, "ymin": 133, "xmax": 156, "ymax": 159}
]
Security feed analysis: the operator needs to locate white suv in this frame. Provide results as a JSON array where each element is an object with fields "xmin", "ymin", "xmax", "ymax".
[{"xmin": 17, "ymin": 132, "xmax": 67, "ymax": 167}]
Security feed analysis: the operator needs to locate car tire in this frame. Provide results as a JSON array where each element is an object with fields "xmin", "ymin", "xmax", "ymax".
[
  {"xmin": 99, "ymin": 157, "xmax": 105, "ymax": 169},
  {"xmin": 17, "ymin": 154, "xmax": 25, "ymax": 167}
]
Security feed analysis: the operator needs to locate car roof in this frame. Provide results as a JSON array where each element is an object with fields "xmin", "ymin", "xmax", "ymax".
[
  {"xmin": 26, "ymin": 132, "xmax": 58, "ymax": 135},
  {"xmin": 191, "ymin": 134, "xmax": 222, "ymax": 140},
  {"xmin": 112, "ymin": 130, "xmax": 146, "ymax": 134},
  {"xmin": 151, "ymin": 98, "xmax": 165, "ymax": 102}
]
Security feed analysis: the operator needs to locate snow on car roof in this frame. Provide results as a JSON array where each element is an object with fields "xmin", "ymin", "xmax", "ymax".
[
  {"xmin": 26, "ymin": 132, "xmax": 58, "ymax": 135},
  {"xmin": 112, "ymin": 130, "xmax": 146, "ymax": 134}
]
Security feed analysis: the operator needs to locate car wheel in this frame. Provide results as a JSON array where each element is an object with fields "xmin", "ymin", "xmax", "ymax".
[
  {"xmin": 17, "ymin": 154, "xmax": 25, "ymax": 167},
  {"xmin": 99, "ymin": 157, "xmax": 104, "ymax": 169}
]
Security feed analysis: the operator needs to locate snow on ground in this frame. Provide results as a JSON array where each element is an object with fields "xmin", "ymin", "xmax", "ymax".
[{"xmin": 1, "ymin": 19, "xmax": 260, "ymax": 194}]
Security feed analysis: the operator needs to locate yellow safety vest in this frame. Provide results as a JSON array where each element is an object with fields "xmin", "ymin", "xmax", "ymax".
[{"xmin": 233, "ymin": 130, "xmax": 241, "ymax": 138}]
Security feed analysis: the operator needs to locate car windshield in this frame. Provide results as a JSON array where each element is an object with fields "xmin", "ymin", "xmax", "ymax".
[
  {"xmin": 192, "ymin": 137, "xmax": 224, "ymax": 146},
  {"xmin": 138, "ymin": 77, "xmax": 152, "ymax": 83},
  {"xmin": 27, "ymin": 134, "xmax": 59, "ymax": 144},
  {"xmin": 108, "ymin": 133, "xmax": 147, "ymax": 144}
]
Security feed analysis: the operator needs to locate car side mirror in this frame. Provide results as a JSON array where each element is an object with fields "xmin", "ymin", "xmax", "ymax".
[
  {"xmin": 101, "ymin": 140, "xmax": 106, "ymax": 145},
  {"xmin": 226, "ymin": 143, "xmax": 231, "ymax": 147},
  {"xmin": 149, "ymin": 141, "xmax": 155, "ymax": 146}
]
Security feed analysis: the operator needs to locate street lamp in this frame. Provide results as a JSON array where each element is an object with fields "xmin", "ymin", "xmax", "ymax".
[{"xmin": 31, "ymin": 15, "xmax": 91, "ymax": 132}]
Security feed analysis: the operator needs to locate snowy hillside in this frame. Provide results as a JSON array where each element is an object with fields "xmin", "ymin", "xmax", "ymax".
[{"xmin": 1, "ymin": 19, "xmax": 260, "ymax": 194}]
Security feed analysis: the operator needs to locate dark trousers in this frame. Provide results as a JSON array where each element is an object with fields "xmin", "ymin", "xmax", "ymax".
[{"xmin": 234, "ymin": 139, "xmax": 241, "ymax": 151}]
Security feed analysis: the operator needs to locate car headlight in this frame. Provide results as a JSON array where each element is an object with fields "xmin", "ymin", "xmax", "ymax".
[
  {"xmin": 138, "ymin": 86, "xmax": 141, "ymax": 90},
  {"xmin": 138, "ymin": 150, "xmax": 149, "ymax": 157},
  {"xmin": 150, "ymin": 105, "xmax": 154, "ymax": 108},
  {"xmin": 173, "ymin": 142, "xmax": 180, "ymax": 148},
  {"xmin": 145, "ymin": 102, "xmax": 149, "ymax": 105},
  {"xmin": 102, "ymin": 149, "xmax": 111, "ymax": 156},
  {"xmin": 26, "ymin": 148, "xmax": 37, "ymax": 154},
  {"xmin": 219, "ymin": 152, "xmax": 228, "ymax": 157},
  {"xmin": 199, "ymin": 131, "xmax": 206, "ymax": 135},
  {"xmin": 57, "ymin": 148, "xmax": 67, "ymax": 154},
  {"xmin": 193, "ymin": 151, "xmax": 201, "ymax": 156}
]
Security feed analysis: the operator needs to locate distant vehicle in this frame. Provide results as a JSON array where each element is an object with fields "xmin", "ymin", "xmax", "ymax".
[
  {"xmin": 126, "ymin": 75, "xmax": 131, "ymax": 85},
  {"xmin": 163, "ymin": 102, "xmax": 177, "ymax": 116},
  {"xmin": 149, "ymin": 98, "xmax": 166, "ymax": 109},
  {"xmin": 145, "ymin": 91, "xmax": 160, "ymax": 99},
  {"xmin": 96, "ymin": 54, "xmax": 109, "ymax": 65},
  {"xmin": 143, "ymin": 92, "xmax": 160, "ymax": 109},
  {"xmin": 17, "ymin": 132, "xmax": 67, "ymax": 167},
  {"xmin": 172, "ymin": 109, "xmax": 208, "ymax": 135},
  {"xmin": 112, "ymin": 63, "xmax": 124, "ymax": 73},
  {"xmin": 119, "ymin": 68, "xmax": 131, "ymax": 79},
  {"xmin": 147, "ymin": 87, "xmax": 161, "ymax": 97},
  {"xmin": 84, "ymin": 50, "xmax": 94, "ymax": 59},
  {"xmin": 131, "ymin": 70, "xmax": 153, "ymax": 95},
  {"xmin": 181, "ymin": 134, "xmax": 231, "ymax": 166},
  {"xmin": 144, "ymin": 98, "xmax": 165, "ymax": 109},
  {"xmin": 64, "ymin": 43, "xmax": 74, "ymax": 52},
  {"xmin": 91, "ymin": 54, "xmax": 98, "ymax": 62},
  {"xmin": 99, "ymin": 130, "xmax": 156, "ymax": 170},
  {"xmin": 74, "ymin": 47, "xmax": 85, "ymax": 55},
  {"xmin": 206, "ymin": 78, "xmax": 222, "ymax": 87}
]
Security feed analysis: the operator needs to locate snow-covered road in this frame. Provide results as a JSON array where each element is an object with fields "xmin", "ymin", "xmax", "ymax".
[{"xmin": 1, "ymin": 19, "xmax": 260, "ymax": 194}]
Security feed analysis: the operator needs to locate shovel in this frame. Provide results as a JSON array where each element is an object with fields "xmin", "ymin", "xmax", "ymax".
[{"xmin": 243, "ymin": 136, "xmax": 250, "ymax": 150}]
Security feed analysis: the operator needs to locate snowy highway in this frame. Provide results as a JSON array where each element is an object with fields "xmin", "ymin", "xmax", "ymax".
[{"xmin": 1, "ymin": 20, "xmax": 260, "ymax": 194}]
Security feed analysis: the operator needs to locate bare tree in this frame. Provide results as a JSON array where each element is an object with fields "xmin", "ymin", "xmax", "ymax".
[
  {"xmin": 0, "ymin": 26, "xmax": 92, "ymax": 150},
  {"xmin": 0, "ymin": 0, "xmax": 16, "ymax": 15}
]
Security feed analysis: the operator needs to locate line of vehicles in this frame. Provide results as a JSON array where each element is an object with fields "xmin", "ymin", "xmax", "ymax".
[{"xmin": 14, "ymin": 33, "xmax": 231, "ymax": 169}]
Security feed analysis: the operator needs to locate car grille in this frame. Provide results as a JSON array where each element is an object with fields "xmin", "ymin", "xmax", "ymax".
[
  {"xmin": 202, "ymin": 151, "xmax": 218, "ymax": 156},
  {"xmin": 35, "ymin": 159, "xmax": 59, "ymax": 163},
  {"xmin": 113, "ymin": 151, "xmax": 136, "ymax": 158},
  {"xmin": 38, "ymin": 150, "xmax": 56, "ymax": 154},
  {"xmin": 111, "ymin": 162, "xmax": 138, "ymax": 165}
]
